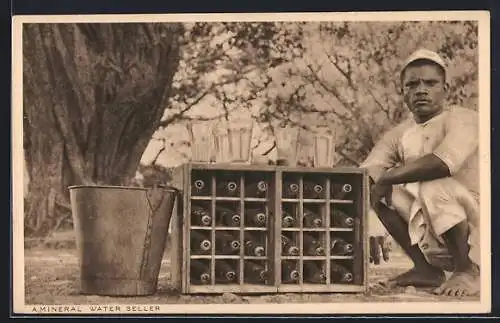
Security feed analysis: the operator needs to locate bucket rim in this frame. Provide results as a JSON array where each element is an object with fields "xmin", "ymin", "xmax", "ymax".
[{"xmin": 68, "ymin": 184, "xmax": 178, "ymax": 192}]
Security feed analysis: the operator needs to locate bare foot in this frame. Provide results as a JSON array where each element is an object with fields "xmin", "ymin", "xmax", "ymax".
[
  {"xmin": 380, "ymin": 266, "xmax": 446, "ymax": 288},
  {"xmin": 433, "ymin": 265, "xmax": 480, "ymax": 297}
]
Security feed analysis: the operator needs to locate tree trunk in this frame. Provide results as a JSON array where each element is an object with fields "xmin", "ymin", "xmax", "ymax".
[{"xmin": 23, "ymin": 23, "xmax": 183, "ymax": 237}]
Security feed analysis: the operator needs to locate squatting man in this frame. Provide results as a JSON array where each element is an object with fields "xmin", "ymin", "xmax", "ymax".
[{"xmin": 362, "ymin": 49, "xmax": 480, "ymax": 296}]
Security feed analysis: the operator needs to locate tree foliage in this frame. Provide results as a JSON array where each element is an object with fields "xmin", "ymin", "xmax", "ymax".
[{"xmin": 148, "ymin": 21, "xmax": 478, "ymax": 168}]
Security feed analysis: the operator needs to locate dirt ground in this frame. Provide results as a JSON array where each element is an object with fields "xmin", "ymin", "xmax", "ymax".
[{"xmin": 24, "ymin": 240, "xmax": 479, "ymax": 305}]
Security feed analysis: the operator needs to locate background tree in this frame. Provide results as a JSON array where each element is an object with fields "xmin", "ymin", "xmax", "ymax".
[{"xmin": 23, "ymin": 23, "xmax": 183, "ymax": 237}]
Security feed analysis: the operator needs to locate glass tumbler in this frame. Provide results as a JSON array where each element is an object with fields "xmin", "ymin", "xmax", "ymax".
[
  {"xmin": 188, "ymin": 120, "xmax": 215, "ymax": 163},
  {"xmin": 213, "ymin": 118, "xmax": 254, "ymax": 164},
  {"xmin": 274, "ymin": 126, "xmax": 300, "ymax": 166},
  {"xmin": 313, "ymin": 134, "xmax": 336, "ymax": 168}
]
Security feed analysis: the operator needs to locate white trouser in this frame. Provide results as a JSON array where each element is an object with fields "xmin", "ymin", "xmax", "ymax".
[{"xmin": 389, "ymin": 177, "xmax": 480, "ymax": 271}]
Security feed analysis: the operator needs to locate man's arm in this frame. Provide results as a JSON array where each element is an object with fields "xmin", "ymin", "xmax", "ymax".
[
  {"xmin": 377, "ymin": 153, "xmax": 450, "ymax": 186},
  {"xmin": 378, "ymin": 108, "xmax": 478, "ymax": 187},
  {"xmin": 360, "ymin": 126, "xmax": 403, "ymax": 183}
]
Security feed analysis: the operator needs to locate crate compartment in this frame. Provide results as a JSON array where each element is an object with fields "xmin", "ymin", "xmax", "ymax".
[
  {"xmin": 244, "ymin": 231, "xmax": 268, "ymax": 257},
  {"xmin": 191, "ymin": 170, "xmax": 213, "ymax": 196},
  {"xmin": 243, "ymin": 260, "xmax": 270, "ymax": 285},
  {"xmin": 244, "ymin": 202, "xmax": 268, "ymax": 228},
  {"xmin": 215, "ymin": 259, "xmax": 240, "ymax": 284},
  {"xmin": 330, "ymin": 231, "xmax": 355, "ymax": 257},
  {"xmin": 302, "ymin": 203, "xmax": 326, "ymax": 229},
  {"xmin": 244, "ymin": 172, "xmax": 271, "ymax": 199},
  {"xmin": 281, "ymin": 231, "xmax": 300, "ymax": 256},
  {"xmin": 330, "ymin": 174, "xmax": 362, "ymax": 201},
  {"xmin": 190, "ymin": 201, "xmax": 213, "ymax": 227},
  {"xmin": 330, "ymin": 203, "xmax": 357, "ymax": 229},
  {"xmin": 215, "ymin": 230, "xmax": 241, "ymax": 255},
  {"xmin": 190, "ymin": 259, "xmax": 212, "ymax": 285},
  {"xmin": 215, "ymin": 173, "xmax": 241, "ymax": 197},
  {"xmin": 330, "ymin": 259, "xmax": 355, "ymax": 284},
  {"xmin": 281, "ymin": 202, "xmax": 299, "ymax": 228},
  {"xmin": 215, "ymin": 201, "xmax": 241, "ymax": 227},
  {"xmin": 302, "ymin": 174, "xmax": 327, "ymax": 200},
  {"xmin": 302, "ymin": 231, "xmax": 326, "ymax": 257},
  {"xmin": 190, "ymin": 229, "xmax": 213, "ymax": 255},
  {"xmin": 303, "ymin": 260, "xmax": 327, "ymax": 284},
  {"xmin": 282, "ymin": 174, "xmax": 300, "ymax": 199},
  {"xmin": 281, "ymin": 260, "xmax": 300, "ymax": 284}
]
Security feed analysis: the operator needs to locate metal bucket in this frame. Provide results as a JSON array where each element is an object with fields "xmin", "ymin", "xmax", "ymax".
[{"xmin": 68, "ymin": 184, "xmax": 178, "ymax": 296}]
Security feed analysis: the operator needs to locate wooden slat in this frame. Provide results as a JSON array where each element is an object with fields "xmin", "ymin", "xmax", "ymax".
[
  {"xmin": 325, "ymin": 176, "xmax": 331, "ymax": 285},
  {"xmin": 274, "ymin": 169, "xmax": 282, "ymax": 287},
  {"xmin": 354, "ymin": 173, "xmax": 364, "ymax": 286},
  {"xmin": 188, "ymin": 284, "xmax": 278, "ymax": 294},
  {"xmin": 362, "ymin": 169, "xmax": 369, "ymax": 290},
  {"xmin": 298, "ymin": 175, "xmax": 304, "ymax": 286},
  {"xmin": 277, "ymin": 284, "xmax": 365, "ymax": 293},
  {"xmin": 182, "ymin": 164, "xmax": 190, "ymax": 293},
  {"xmin": 210, "ymin": 173, "xmax": 216, "ymax": 286},
  {"xmin": 239, "ymin": 173, "xmax": 245, "ymax": 286},
  {"xmin": 169, "ymin": 164, "xmax": 184, "ymax": 292},
  {"xmin": 190, "ymin": 196, "xmax": 212, "ymax": 201},
  {"xmin": 330, "ymin": 200, "xmax": 355, "ymax": 204}
]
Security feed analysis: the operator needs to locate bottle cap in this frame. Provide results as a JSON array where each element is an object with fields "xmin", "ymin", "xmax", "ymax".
[
  {"xmin": 231, "ymin": 240, "xmax": 241, "ymax": 250},
  {"xmin": 282, "ymin": 215, "xmax": 294, "ymax": 227},
  {"xmin": 201, "ymin": 215, "xmax": 211, "ymax": 226},
  {"xmin": 256, "ymin": 212, "xmax": 266, "ymax": 224},
  {"xmin": 226, "ymin": 271, "xmax": 236, "ymax": 281},
  {"xmin": 194, "ymin": 179, "xmax": 205, "ymax": 189},
  {"xmin": 289, "ymin": 246, "xmax": 300, "ymax": 256},
  {"xmin": 289, "ymin": 183, "xmax": 299, "ymax": 192},
  {"xmin": 344, "ymin": 273, "xmax": 353, "ymax": 282},
  {"xmin": 231, "ymin": 214, "xmax": 241, "ymax": 225},
  {"xmin": 201, "ymin": 240, "xmax": 211, "ymax": 250},
  {"xmin": 254, "ymin": 246, "xmax": 265, "ymax": 256},
  {"xmin": 316, "ymin": 246, "xmax": 325, "ymax": 256},
  {"xmin": 257, "ymin": 181, "xmax": 267, "ymax": 192},
  {"xmin": 227, "ymin": 182, "xmax": 237, "ymax": 191}
]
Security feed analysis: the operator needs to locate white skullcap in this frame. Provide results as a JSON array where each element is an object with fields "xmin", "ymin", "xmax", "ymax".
[{"xmin": 401, "ymin": 48, "xmax": 447, "ymax": 78}]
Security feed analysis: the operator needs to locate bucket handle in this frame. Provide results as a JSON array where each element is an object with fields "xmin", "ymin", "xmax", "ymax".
[
  {"xmin": 140, "ymin": 184, "xmax": 181, "ymax": 278},
  {"xmin": 145, "ymin": 184, "xmax": 181, "ymax": 215}
]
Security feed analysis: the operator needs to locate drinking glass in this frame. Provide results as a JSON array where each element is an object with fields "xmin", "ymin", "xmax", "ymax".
[
  {"xmin": 188, "ymin": 120, "xmax": 215, "ymax": 163},
  {"xmin": 274, "ymin": 125, "xmax": 300, "ymax": 166},
  {"xmin": 313, "ymin": 134, "xmax": 336, "ymax": 168},
  {"xmin": 213, "ymin": 118, "xmax": 254, "ymax": 164}
]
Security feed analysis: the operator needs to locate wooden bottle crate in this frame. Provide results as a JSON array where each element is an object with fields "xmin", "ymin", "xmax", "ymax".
[{"xmin": 169, "ymin": 163, "xmax": 369, "ymax": 294}]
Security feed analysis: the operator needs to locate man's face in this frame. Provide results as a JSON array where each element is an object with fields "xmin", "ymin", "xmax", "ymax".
[{"xmin": 402, "ymin": 61, "xmax": 447, "ymax": 122}]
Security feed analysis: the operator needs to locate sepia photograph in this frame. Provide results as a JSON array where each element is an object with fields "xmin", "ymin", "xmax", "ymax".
[{"xmin": 11, "ymin": 11, "xmax": 491, "ymax": 315}]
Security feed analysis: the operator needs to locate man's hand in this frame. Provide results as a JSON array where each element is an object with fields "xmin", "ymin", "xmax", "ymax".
[
  {"xmin": 369, "ymin": 235, "xmax": 391, "ymax": 265},
  {"xmin": 369, "ymin": 180, "xmax": 393, "ymax": 210},
  {"xmin": 368, "ymin": 208, "xmax": 391, "ymax": 265}
]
